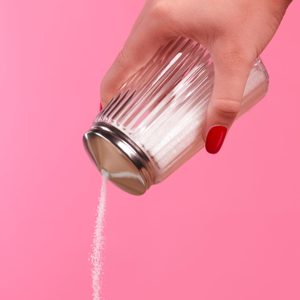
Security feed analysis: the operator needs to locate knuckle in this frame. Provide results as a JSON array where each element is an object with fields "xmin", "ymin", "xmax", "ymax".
[
  {"xmin": 221, "ymin": 49, "xmax": 254, "ymax": 70},
  {"xmin": 115, "ymin": 48, "xmax": 130, "ymax": 71},
  {"xmin": 213, "ymin": 98, "xmax": 241, "ymax": 118},
  {"xmin": 100, "ymin": 80, "xmax": 107, "ymax": 98},
  {"xmin": 99, "ymin": 87, "xmax": 109, "ymax": 105},
  {"xmin": 100, "ymin": 78, "xmax": 114, "ymax": 105},
  {"xmin": 216, "ymin": 41, "xmax": 256, "ymax": 70},
  {"xmin": 149, "ymin": 1, "xmax": 172, "ymax": 20}
]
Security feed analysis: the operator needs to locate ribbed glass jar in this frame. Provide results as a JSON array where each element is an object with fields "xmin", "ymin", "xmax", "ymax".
[
  {"xmin": 83, "ymin": 37, "xmax": 268, "ymax": 195},
  {"xmin": 93, "ymin": 37, "xmax": 269, "ymax": 184}
]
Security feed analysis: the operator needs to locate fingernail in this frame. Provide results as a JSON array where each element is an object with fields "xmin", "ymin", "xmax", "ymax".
[
  {"xmin": 99, "ymin": 102, "xmax": 103, "ymax": 111},
  {"xmin": 205, "ymin": 126, "xmax": 228, "ymax": 154}
]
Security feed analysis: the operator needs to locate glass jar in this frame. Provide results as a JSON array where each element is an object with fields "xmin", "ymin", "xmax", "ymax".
[{"xmin": 83, "ymin": 37, "xmax": 269, "ymax": 195}]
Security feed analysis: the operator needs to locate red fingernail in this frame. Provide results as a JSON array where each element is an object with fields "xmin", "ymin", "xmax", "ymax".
[
  {"xmin": 99, "ymin": 102, "xmax": 103, "ymax": 111},
  {"xmin": 205, "ymin": 126, "xmax": 228, "ymax": 154}
]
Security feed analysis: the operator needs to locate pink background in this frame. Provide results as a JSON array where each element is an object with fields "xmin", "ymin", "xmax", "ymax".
[{"xmin": 1, "ymin": 1, "xmax": 300, "ymax": 299}]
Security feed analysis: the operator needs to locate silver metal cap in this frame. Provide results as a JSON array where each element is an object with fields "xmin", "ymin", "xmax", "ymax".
[{"xmin": 83, "ymin": 122, "xmax": 154, "ymax": 195}]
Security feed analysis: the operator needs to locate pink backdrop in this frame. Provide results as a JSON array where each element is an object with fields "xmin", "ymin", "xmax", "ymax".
[{"xmin": 1, "ymin": 1, "xmax": 300, "ymax": 299}]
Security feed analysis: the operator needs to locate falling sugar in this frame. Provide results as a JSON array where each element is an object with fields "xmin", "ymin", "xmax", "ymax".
[{"xmin": 91, "ymin": 171, "xmax": 108, "ymax": 300}]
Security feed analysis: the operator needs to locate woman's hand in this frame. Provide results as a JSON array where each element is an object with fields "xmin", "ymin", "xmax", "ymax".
[{"xmin": 100, "ymin": 0, "xmax": 292, "ymax": 153}]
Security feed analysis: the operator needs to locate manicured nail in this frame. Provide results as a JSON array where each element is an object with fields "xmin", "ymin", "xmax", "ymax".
[
  {"xmin": 205, "ymin": 126, "xmax": 228, "ymax": 154},
  {"xmin": 99, "ymin": 102, "xmax": 103, "ymax": 111}
]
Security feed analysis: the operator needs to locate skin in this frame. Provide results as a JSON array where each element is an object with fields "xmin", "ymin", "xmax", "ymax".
[{"xmin": 100, "ymin": 0, "xmax": 292, "ymax": 150}]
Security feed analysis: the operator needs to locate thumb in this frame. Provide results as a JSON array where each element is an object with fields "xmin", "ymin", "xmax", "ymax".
[{"xmin": 203, "ymin": 47, "xmax": 254, "ymax": 154}]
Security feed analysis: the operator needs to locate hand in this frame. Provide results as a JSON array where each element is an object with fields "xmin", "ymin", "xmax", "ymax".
[{"xmin": 100, "ymin": 0, "xmax": 292, "ymax": 154}]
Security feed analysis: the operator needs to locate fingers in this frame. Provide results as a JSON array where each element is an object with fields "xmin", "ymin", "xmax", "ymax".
[
  {"xmin": 100, "ymin": 4, "xmax": 176, "ymax": 107},
  {"xmin": 203, "ymin": 43, "xmax": 254, "ymax": 154}
]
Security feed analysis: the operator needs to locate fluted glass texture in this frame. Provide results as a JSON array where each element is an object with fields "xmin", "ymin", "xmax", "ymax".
[{"xmin": 94, "ymin": 37, "xmax": 269, "ymax": 183}]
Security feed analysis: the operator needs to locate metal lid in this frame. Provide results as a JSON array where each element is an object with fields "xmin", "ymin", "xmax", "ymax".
[{"xmin": 83, "ymin": 122, "xmax": 154, "ymax": 195}]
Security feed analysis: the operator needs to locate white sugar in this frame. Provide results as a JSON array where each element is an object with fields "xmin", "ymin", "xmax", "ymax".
[{"xmin": 91, "ymin": 172, "xmax": 108, "ymax": 300}]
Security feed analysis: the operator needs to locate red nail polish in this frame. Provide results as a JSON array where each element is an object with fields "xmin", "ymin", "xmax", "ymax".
[
  {"xmin": 205, "ymin": 126, "xmax": 227, "ymax": 154},
  {"xmin": 99, "ymin": 102, "xmax": 103, "ymax": 111}
]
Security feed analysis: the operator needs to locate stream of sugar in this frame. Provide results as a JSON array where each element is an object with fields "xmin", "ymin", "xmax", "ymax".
[{"xmin": 91, "ymin": 172, "xmax": 108, "ymax": 300}]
